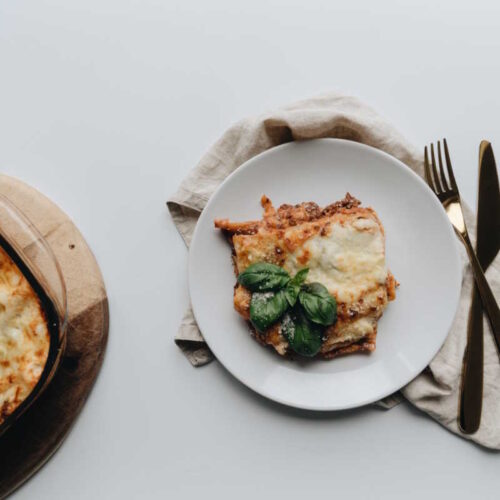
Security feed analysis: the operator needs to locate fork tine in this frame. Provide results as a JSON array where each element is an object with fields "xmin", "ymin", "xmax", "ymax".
[
  {"xmin": 437, "ymin": 141, "xmax": 449, "ymax": 191},
  {"xmin": 424, "ymin": 146, "xmax": 436, "ymax": 191},
  {"xmin": 443, "ymin": 138, "xmax": 458, "ymax": 191},
  {"xmin": 430, "ymin": 143, "xmax": 442, "ymax": 193}
]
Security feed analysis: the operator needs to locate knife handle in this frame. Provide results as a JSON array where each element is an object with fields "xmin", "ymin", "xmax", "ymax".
[
  {"xmin": 459, "ymin": 287, "xmax": 483, "ymax": 434},
  {"xmin": 461, "ymin": 233, "xmax": 500, "ymax": 349}
]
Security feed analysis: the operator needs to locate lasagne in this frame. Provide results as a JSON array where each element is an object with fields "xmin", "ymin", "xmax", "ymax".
[
  {"xmin": 0, "ymin": 244, "xmax": 50, "ymax": 424},
  {"xmin": 214, "ymin": 193, "xmax": 397, "ymax": 359}
]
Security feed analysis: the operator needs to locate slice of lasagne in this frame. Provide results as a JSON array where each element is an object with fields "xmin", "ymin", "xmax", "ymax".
[
  {"xmin": 0, "ymin": 245, "xmax": 50, "ymax": 424},
  {"xmin": 214, "ymin": 193, "xmax": 396, "ymax": 359}
]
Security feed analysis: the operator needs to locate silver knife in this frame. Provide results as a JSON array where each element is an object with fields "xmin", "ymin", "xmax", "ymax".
[{"xmin": 459, "ymin": 141, "xmax": 500, "ymax": 434}]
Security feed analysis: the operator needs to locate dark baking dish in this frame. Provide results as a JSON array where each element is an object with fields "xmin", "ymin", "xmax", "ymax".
[{"xmin": 0, "ymin": 195, "xmax": 67, "ymax": 437}]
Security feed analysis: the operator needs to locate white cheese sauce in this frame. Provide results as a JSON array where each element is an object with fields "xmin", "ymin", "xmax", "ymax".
[{"xmin": 284, "ymin": 217, "xmax": 387, "ymax": 304}]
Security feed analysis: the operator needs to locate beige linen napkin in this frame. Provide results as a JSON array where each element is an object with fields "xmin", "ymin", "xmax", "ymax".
[{"xmin": 168, "ymin": 92, "xmax": 500, "ymax": 449}]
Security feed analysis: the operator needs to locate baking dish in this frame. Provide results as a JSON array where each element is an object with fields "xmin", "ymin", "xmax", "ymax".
[{"xmin": 0, "ymin": 194, "xmax": 67, "ymax": 437}]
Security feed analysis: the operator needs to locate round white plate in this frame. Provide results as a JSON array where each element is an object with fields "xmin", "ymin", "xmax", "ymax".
[{"xmin": 188, "ymin": 139, "xmax": 462, "ymax": 410}]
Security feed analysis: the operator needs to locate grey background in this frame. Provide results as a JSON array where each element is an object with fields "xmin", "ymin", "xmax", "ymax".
[{"xmin": 1, "ymin": 0, "xmax": 499, "ymax": 498}]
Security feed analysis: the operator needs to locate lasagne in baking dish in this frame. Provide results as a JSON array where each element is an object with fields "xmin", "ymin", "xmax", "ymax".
[
  {"xmin": 214, "ymin": 193, "xmax": 397, "ymax": 359},
  {"xmin": 0, "ymin": 244, "xmax": 50, "ymax": 424}
]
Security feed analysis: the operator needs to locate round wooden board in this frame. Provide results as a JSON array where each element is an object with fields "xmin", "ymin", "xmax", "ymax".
[{"xmin": 0, "ymin": 175, "xmax": 109, "ymax": 499}]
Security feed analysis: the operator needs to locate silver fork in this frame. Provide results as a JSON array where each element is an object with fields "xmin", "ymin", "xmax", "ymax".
[{"xmin": 424, "ymin": 139, "xmax": 500, "ymax": 340}]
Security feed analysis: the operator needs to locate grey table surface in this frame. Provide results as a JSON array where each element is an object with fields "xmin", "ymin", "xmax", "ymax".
[{"xmin": 1, "ymin": 0, "xmax": 500, "ymax": 498}]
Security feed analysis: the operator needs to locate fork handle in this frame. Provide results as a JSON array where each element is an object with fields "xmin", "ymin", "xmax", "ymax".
[{"xmin": 460, "ymin": 233, "xmax": 500, "ymax": 350}]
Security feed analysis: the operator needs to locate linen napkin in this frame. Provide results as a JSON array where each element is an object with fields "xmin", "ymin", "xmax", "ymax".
[{"xmin": 167, "ymin": 92, "xmax": 500, "ymax": 449}]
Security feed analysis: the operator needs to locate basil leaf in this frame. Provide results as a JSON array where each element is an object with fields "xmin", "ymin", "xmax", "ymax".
[
  {"xmin": 292, "ymin": 268, "xmax": 309, "ymax": 286},
  {"xmin": 284, "ymin": 284, "xmax": 300, "ymax": 308},
  {"xmin": 250, "ymin": 290, "xmax": 289, "ymax": 332},
  {"xmin": 284, "ymin": 268, "xmax": 309, "ymax": 307},
  {"xmin": 299, "ymin": 283, "xmax": 337, "ymax": 326},
  {"xmin": 281, "ymin": 309, "xmax": 323, "ymax": 357},
  {"xmin": 238, "ymin": 262, "xmax": 290, "ymax": 292}
]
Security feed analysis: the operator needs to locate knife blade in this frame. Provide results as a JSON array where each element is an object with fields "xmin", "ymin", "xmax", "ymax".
[
  {"xmin": 459, "ymin": 140, "xmax": 500, "ymax": 434},
  {"xmin": 476, "ymin": 142, "xmax": 500, "ymax": 268}
]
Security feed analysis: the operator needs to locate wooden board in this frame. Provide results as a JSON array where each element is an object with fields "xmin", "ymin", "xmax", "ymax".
[{"xmin": 0, "ymin": 175, "xmax": 109, "ymax": 499}]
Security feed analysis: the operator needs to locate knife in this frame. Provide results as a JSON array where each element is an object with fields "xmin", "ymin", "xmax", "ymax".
[{"xmin": 459, "ymin": 141, "xmax": 500, "ymax": 434}]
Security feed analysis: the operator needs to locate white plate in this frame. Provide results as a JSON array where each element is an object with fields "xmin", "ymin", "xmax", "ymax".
[{"xmin": 188, "ymin": 139, "xmax": 462, "ymax": 410}]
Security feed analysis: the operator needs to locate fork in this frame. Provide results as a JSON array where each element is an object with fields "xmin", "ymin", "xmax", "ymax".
[{"xmin": 424, "ymin": 139, "xmax": 500, "ymax": 341}]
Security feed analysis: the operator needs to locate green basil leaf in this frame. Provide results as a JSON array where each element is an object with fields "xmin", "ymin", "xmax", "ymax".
[
  {"xmin": 284, "ymin": 268, "xmax": 309, "ymax": 307},
  {"xmin": 284, "ymin": 283, "xmax": 300, "ymax": 308},
  {"xmin": 299, "ymin": 282, "xmax": 337, "ymax": 326},
  {"xmin": 281, "ymin": 309, "xmax": 323, "ymax": 357},
  {"xmin": 250, "ymin": 290, "xmax": 289, "ymax": 332},
  {"xmin": 238, "ymin": 262, "xmax": 290, "ymax": 292}
]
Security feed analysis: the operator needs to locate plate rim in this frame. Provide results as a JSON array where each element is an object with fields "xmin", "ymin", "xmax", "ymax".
[{"xmin": 188, "ymin": 138, "xmax": 462, "ymax": 411}]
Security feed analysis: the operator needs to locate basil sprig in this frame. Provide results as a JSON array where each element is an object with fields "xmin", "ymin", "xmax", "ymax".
[
  {"xmin": 238, "ymin": 262, "xmax": 290, "ymax": 291},
  {"xmin": 239, "ymin": 262, "xmax": 338, "ymax": 357}
]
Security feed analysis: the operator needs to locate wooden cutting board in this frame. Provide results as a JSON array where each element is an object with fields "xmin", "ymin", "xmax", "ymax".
[{"xmin": 0, "ymin": 175, "xmax": 109, "ymax": 499}]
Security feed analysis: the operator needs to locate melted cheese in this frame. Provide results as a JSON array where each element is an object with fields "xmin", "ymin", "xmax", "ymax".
[
  {"xmin": 284, "ymin": 216, "xmax": 387, "ymax": 304},
  {"xmin": 0, "ymin": 245, "xmax": 49, "ymax": 424}
]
